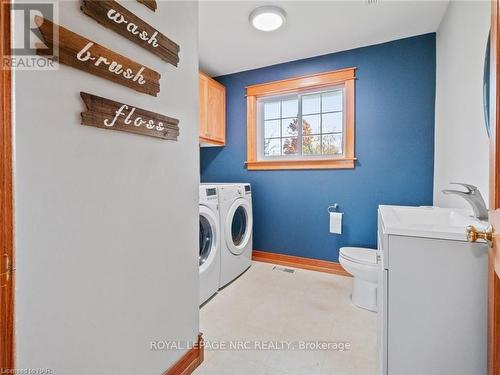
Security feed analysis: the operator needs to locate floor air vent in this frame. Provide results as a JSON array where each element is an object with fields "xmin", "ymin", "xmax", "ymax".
[{"xmin": 273, "ymin": 266, "xmax": 295, "ymax": 273}]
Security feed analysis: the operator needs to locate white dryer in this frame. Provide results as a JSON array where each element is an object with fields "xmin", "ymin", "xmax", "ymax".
[
  {"xmin": 199, "ymin": 185, "xmax": 221, "ymax": 305},
  {"xmin": 206, "ymin": 183, "xmax": 253, "ymax": 288}
]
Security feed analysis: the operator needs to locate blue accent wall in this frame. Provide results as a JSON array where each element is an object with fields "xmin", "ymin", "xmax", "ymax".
[{"xmin": 201, "ymin": 33, "xmax": 436, "ymax": 262}]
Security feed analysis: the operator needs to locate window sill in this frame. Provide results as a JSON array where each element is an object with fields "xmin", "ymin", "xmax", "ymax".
[{"xmin": 245, "ymin": 158, "xmax": 356, "ymax": 171}]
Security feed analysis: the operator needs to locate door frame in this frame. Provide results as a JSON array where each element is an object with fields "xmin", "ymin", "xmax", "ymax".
[
  {"xmin": 0, "ymin": 0, "xmax": 14, "ymax": 371},
  {"xmin": 490, "ymin": 1, "xmax": 500, "ymax": 374}
]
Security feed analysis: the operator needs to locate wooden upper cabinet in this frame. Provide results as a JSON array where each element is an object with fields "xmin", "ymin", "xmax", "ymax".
[
  {"xmin": 199, "ymin": 73, "xmax": 209, "ymax": 139},
  {"xmin": 199, "ymin": 71, "xmax": 226, "ymax": 146}
]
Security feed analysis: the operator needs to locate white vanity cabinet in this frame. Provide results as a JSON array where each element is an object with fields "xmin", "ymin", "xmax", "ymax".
[{"xmin": 377, "ymin": 205, "xmax": 488, "ymax": 375}]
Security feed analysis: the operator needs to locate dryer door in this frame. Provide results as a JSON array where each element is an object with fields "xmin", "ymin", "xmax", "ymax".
[
  {"xmin": 225, "ymin": 198, "xmax": 253, "ymax": 255},
  {"xmin": 199, "ymin": 205, "xmax": 219, "ymax": 271}
]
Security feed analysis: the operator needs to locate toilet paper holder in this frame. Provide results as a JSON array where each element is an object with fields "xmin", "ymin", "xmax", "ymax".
[{"xmin": 328, "ymin": 203, "xmax": 339, "ymax": 213}]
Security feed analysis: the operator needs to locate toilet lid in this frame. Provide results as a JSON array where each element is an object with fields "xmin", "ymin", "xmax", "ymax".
[{"xmin": 339, "ymin": 247, "xmax": 377, "ymax": 266}]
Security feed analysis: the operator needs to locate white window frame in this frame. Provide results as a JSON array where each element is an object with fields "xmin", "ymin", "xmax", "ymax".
[{"xmin": 256, "ymin": 85, "xmax": 346, "ymax": 161}]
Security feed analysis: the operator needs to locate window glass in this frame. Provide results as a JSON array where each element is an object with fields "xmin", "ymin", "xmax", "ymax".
[
  {"xmin": 282, "ymin": 118, "xmax": 298, "ymax": 136},
  {"xmin": 322, "ymin": 91, "xmax": 343, "ymax": 112},
  {"xmin": 260, "ymin": 88, "xmax": 344, "ymax": 159},
  {"xmin": 303, "ymin": 114, "xmax": 321, "ymax": 134},
  {"xmin": 264, "ymin": 101, "xmax": 280, "ymax": 120},
  {"xmin": 283, "ymin": 137, "xmax": 298, "ymax": 155},
  {"xmin": 264, "ymin": 119, "xmax": 280, "ymax": 138},
  {"xmin": 282, "ymin": 99, "xmax": 298, "ymax": 118},
  {"xmin": 322, "ymin": 134, "xmax": 343, "ymax": 155},
  {"xmin": 302, "ymin": 93, "xmax": 321, "ymax": 115},
  {"xmin": 322, "ymin": 112, "xmax": 343, "ymax": 133},
  {"xmin": 303, "ymin": 135, "xmax": 321, "ymax": 155},
  {"xmin": 264, "ymin": 138, "xmax": 281, "ymax": 156}
]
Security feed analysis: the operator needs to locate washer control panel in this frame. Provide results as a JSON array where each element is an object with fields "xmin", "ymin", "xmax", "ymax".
[{"xmin": 202, "ymin": 187, "xmax": 218, "ymax": 201}]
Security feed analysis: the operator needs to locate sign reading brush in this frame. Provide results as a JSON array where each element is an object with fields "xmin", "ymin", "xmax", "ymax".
[{"xmin": 35, "ymin": 16, "xmax": 161, "ymax": 96}]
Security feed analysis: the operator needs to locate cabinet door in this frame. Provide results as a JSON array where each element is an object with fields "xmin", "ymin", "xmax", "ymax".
[
  {"xmin": 206, "ymin": 79, "xmax": 225, "ymax": 144},
  {"xmin": 387, "ymin": 235, "xmax": 487, "ymax": 375},
  {"xmin": 199, "ymin": 74, "xmax": 209, "ymax": 138}
]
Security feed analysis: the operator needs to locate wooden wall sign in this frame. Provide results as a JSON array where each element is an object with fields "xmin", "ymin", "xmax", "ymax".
[
  {"xmin": 136, "ymin": 0, "xmax": 157, "ymax": 12},
  {"xmin": 81, "ymin": 0, "xmax": 179, "ymax": 66},
  {"xmin": 80, "ymin": 92, "xmax": 179, "ymax": 140},
  {"xmin": 35, "ymin": 16, "xmax": 160, "ymax": 96}
]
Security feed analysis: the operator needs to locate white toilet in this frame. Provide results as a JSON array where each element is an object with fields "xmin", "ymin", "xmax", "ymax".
[{"xmin": 339, "ymin": 247, "xmax": 378, "ymax": 312}]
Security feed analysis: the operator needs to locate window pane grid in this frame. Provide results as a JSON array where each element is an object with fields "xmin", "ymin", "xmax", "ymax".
[
  {"xmin": 320, "ymin": 94, "xmax": 323, "ymax": 137},
  {"xmin": 262, "ymin": 88, "xmax": 343, "ymax": 158},
  {"xmin": 279, "ymin": 100, "xmax": 282, "ymax": 141},
  {"xmin": 265, "ymin": 115, "xmax": 298, "ymax": 121},
  {"xmin": 307, "ymin": 132, "xmax": 343, "ymax": 136},
  {"xmin": 299, "ymin": 110, "xmax": 342, "ymax": 117}
]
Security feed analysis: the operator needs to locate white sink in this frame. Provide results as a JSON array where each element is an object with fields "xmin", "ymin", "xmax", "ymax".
[{"xmin": 378, "ymin": 205, "xmax": 488, "ymax": 241}]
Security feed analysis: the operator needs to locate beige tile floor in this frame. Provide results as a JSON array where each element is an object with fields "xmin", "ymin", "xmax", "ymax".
[{"xmin": 193, "ymin": 261, "xmax": 378, "ymax": 375}]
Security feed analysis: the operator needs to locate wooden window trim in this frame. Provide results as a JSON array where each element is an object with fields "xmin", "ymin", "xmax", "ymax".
[{"xmin": 246, "ymin": 67, "xmax": 356, "ymax": 170}]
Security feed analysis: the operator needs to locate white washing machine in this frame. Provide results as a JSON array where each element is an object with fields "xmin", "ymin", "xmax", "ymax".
[
  {"xmin": 204, "ymin": 183, "xmax": 253, "ymax": 288},
  {"xmin": 199, "ymin": 185, "xmax": 221, "ymax": 305}
]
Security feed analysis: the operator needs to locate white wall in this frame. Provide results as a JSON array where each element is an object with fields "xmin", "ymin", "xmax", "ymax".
[
  {"xmin": 434, "ymin": 0, "xmax": 491, "ymax": 209},
  {"xmin": 13, "ymin": 1, "xmax": 199, "ymax": 374}
]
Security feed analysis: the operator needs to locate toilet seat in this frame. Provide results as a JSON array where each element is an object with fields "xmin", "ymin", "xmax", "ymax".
[{"xmin": 339, "ymin": 247, "xmax": 377, "ymax": 266}]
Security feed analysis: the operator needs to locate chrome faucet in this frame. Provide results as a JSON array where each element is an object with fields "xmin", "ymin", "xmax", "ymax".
[{"xmin": 441, "ymin": 182, "xmax": 488, "ymax": 220}]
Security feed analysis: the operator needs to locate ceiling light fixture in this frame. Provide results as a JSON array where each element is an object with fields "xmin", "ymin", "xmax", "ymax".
[{"xmin": 249, "ymin": 6, "xmax": 286, "ymax": 32}]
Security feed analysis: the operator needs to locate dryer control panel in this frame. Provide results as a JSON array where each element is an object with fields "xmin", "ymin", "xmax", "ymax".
[
  {"xmin": 201, "ymin": 187, "xmax": 218, "ymax": 201},
  {"xmin": 238, "ymin": 184, "xmax": 251, "ymax": 196}
]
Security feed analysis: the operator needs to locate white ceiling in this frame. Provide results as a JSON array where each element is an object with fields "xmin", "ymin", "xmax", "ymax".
[{"xmin": 199, "ymin": 0, "xmax": 450, "ymax": 77}]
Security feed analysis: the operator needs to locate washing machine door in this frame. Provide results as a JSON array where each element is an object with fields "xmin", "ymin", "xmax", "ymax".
[
  {"xmin": 199, "ymin": 205, "xmax": 218, "ymax": 271},
  {"xmin": 225, "ymin": 198, "xmax": 253, "ymax": 255}
]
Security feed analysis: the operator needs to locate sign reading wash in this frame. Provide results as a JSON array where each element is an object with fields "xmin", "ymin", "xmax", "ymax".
[
  {"xmin": 81, "ymin": 0, "xmax": 180, "ymax": 66},
  {"xmin": 80, "ymin": 92, "xmax": 179, "ymax": 140},
  {"xmin": 35, "ymin": 16, "xmax": 161, "ymax": 96}
]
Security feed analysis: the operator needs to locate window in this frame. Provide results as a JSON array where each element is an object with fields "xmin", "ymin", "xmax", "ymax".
[
  {"xmin": 246, "ymin": 68, "xmax": 356, "ymax": 170},
  {"xmin": 260, "ymin": 89, "xmax": 344, "ymax": 158}
]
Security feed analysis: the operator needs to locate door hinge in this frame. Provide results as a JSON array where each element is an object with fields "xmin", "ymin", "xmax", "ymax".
[{"xmin": 1, "ymin": 253, "xmax": 15, "ymax": 287}]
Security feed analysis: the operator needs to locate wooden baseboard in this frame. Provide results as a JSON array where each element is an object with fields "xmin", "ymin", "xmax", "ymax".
[
  {"xmin": 252, "ymin": 250, "xmax": 351, "ymax": 277},
  {"xmin": 163, "ymin": 333, "xmax": 204, "ymax": 375}
]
